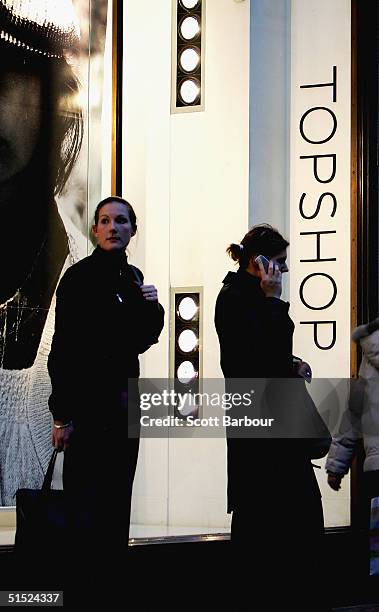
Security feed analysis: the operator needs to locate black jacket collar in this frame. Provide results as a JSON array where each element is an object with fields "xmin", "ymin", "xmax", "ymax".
[
  {"xmin": 91, "ymin": 246, "xmax": 129, "ymax": 271},
  {"xmin": 222, "ymin": 267, "xmax": 290, "ymax": 310},
  {"xmin": 222, "ymin": 267, "xmax": 262, "ymax": 292}
]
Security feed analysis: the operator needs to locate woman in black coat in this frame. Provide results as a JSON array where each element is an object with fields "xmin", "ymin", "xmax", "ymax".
[
  {"xmin": 48, "ymin": 196, "xmax": 164, "ymax": 584},
  {"xmin": 215, "ymin": 224, "xmax": 328, "ymax": 610}
]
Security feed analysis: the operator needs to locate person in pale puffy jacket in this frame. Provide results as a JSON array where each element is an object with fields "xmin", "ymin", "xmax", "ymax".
[{"xmin": 326, "ymin": 318, "xmax": 379, "ymax": 522}]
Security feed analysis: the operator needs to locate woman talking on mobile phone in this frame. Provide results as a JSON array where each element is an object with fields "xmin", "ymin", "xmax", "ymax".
[{"xmin": 214, "ymin": 224, "xmax": 329, "ymax": 611}]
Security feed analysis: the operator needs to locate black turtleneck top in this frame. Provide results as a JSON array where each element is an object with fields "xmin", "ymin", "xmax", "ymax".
[{"xmin": 48, "ymin": 246, "xmax": 164, "ymax": 424}]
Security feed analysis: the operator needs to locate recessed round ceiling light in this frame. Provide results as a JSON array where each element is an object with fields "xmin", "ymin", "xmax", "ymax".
[
  {"xmin": 179, "ymin": 78, "xmax": 200, "ymax": 104},
  {"xmin": 177, "ymin": 296, "xmax": 198, "ymax": 320},
  {"xmin": 180, "ymin": 0, "xmax": 200, "ymax": 9},
  {"xmin": 178, "ymin": 329, "xmax": 198, "ymax": 352},
  {"xmin": 179, "ymin": 16, "xmax": 200, "ymax": 41},
  {"xmin": 179, "ymin": 47, "xmax": 200, "ymax": 73},
  {"xmin": 177, "ymin": 360, "xmax": 197, "ymax": 384}
]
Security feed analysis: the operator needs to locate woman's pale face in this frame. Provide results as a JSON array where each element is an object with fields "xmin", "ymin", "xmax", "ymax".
[
  {"xmin": 92, "ymin": 202, "xmax": 135, "ymax": 252},
  {"xmin": 271, "ymin": 249, "xmax": 289, "ymax": 273},
  {"xmin": 0, "ymin": 71, "xmax": 42, "ymax": 183}
]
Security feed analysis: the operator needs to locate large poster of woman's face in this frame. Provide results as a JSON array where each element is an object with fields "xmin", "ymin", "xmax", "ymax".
[{"xmin": 0, "ymin": 0, "xmax": 109, "ymax": 506}]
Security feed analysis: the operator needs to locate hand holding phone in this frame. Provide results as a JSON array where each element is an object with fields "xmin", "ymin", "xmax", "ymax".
[
  {"xmin": 255, "ymin": 254, "xmax": 282, "ymax": 298},
  {"xmin": 254, "ymin": 254, "xmax": 270, "ymax": 273}
]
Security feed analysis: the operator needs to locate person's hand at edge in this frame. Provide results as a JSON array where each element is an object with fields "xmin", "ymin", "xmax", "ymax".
[
  {"xmin": 327, "ymin": 472, "xmax": 342, "ymax": 491},
  {"xmin": 140, "ymin": 284, "xmax": 158, "ymax": 302},
  {"xmin": 294, "ymin": 360, "xmax": 312, "ymax": 383},
  {"xmin": 52, "ymin": 421, "xmax": 74, "ymax": 451}
]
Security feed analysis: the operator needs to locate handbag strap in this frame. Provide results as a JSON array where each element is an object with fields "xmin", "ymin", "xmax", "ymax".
[{"xmin": 41, "ymin": 449, "xmax": 59, "ymax": 493}]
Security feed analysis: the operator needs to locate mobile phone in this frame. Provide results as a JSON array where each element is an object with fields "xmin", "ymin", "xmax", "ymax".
[{"xmin": 254, "ymin": 254, "xmax": 270, "ymax": 273}]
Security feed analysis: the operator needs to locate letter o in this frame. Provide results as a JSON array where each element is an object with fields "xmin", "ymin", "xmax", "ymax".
[
  {"xmin": 299, "ymin": 273, "xmax": 337, "ymax": 310},
  {"xmin": 300, "ymin": 106, "xmax": 337, "ymax": 144}
]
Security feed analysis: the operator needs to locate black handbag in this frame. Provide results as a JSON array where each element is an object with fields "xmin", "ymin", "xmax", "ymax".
[
  {"xmin": 14, "ymin": 449, "xmax": 66, "ymax": 555},
  {"xmin": 264, "ymin": 377, "xmax": 332, "ymax": 459}
]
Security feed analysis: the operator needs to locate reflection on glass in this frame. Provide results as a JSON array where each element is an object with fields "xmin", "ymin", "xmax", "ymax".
[
  {"xmin": 180, "ymin": 0, "xmax": 200, "ymax": 9},
  {"xmin": 179, "ymin": 16, "xmax": 200, "ymax": 40},
  {"xmin": 179, "ymin": 78, "xmax": 200, "ymax": 104},
  {"xmin": 178, "ymin": 296, "xmax": 198, "ymax": 320},
  {"xmin": 178, "ymin": 329, "xmax": 198, "ymax": 352},
  {"xmin": 179, "ymin": 47, "xmax": 200, "ymax": 73},
  {"xmin": 177, "ymin": 360, "xmax": 197, "ymax": 383}
]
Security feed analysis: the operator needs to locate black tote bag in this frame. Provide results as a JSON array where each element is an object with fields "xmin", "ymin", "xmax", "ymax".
[
  {"xmin": 14, "ymin": 449, "xmax": 66, "ymax": 555},
  {"xmin": 263, "ymin": 377, "xmax": 332, "ymax": 458}
]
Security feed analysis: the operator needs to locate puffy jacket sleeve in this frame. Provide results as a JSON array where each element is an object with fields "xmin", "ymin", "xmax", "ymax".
[{"xmin": 325, "ymin": 377, "xmax": 365, "ymax": 475}]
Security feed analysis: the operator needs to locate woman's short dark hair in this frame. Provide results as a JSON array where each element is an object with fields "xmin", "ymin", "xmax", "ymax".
[
  {"xmin": 1, "ymin": 43, "xmax": 83, "ymax": 197},
  {"xmin": 227, "ymin": 224, "xmax": 289, "ymax": 268},
  {"xmin": 94, "ymin": 196, "xmax": 138, "ymax": 234}
]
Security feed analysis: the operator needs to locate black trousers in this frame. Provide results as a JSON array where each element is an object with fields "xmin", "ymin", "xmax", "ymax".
[
  {"xmin": 62, "ymin": 424, "xmax": 139, "ymax": 587},
  {"xmin": 230, "ymin": 488, "xmax": 326, "ymax": 611}
]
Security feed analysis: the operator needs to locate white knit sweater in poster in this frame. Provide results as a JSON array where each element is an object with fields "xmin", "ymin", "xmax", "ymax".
[{"xmin": 0, "ymin": 212, "xmax": 88, "ymax": 506}]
